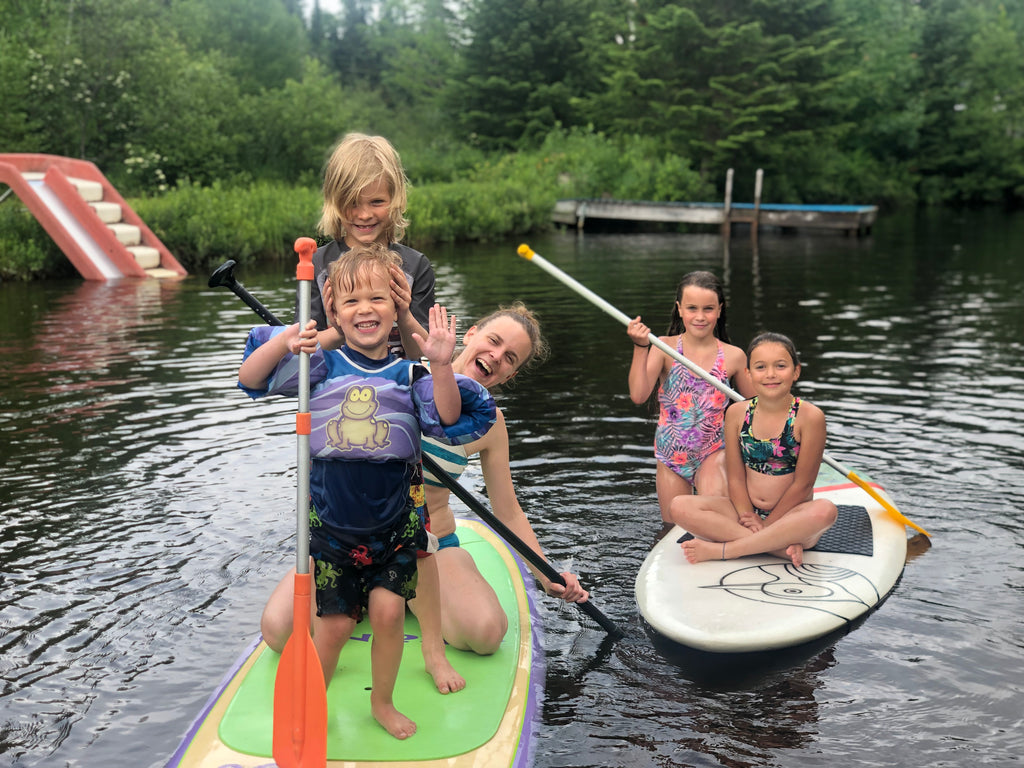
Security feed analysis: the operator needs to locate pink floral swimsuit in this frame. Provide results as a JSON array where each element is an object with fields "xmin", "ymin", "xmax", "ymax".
[{"xmin": 654, "ymin": 339, "xmax": 730, "ymax": 482}]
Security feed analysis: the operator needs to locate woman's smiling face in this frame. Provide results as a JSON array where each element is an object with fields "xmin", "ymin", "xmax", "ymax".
[{"xmin": 455, "ymin": 316, "xmax": 533, "ymax": 389}]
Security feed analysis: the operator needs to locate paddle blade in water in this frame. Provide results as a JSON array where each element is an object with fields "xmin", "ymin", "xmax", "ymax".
[{"xmin": 273, "ymin": 575, "xmax": 327, "ymax": 768}]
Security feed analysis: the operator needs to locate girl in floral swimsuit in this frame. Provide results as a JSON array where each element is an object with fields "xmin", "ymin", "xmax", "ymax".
[
  {"xmin": 628, "ymin": 272, "xmax": 752, "ymax": 524},
  {"xmin": 671, "ymin": 332, "xmax": 838, "ymax": 567}
]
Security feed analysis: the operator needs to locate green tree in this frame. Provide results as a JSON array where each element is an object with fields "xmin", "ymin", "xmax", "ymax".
[
  {"xmin": 443, "ymin": 0, "xmax": 613, "ymax": 150},
  {"xmin": 581, "ymin": 0, "xmax": 859, "ymax": 201},
  {"xmin": 327, "ymin": 0, "xmax": 382, "ymax": 86},
  {"xmin": 915, "ymin": 0, "xmax": 1024, "ymax": 203},
  {"xmin": 0, "ymin": 31, "xmax": 38, "ymax": 151},
  {"xmin": 167, "ymin": 0, "xmax": 309, "ymax": 94},
  {"xmin": 124, "ymin": 47, "xmax": 243, "ymax": 191},
  {"xmin": 830, "ymin": 0, "xmax": 926, "ymax": 203},
  {"xmin": 23, "ymin": 0, "xmax": 171, "ymax": 162},
  {"xmin": 234, "ymin": 58, "xmax": 352, "ymax": 184}
]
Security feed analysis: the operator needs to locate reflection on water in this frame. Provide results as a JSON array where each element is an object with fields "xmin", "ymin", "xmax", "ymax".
[{"xmin": 1, "ymin": 211, "xmax": 1023, "ymax": 767}]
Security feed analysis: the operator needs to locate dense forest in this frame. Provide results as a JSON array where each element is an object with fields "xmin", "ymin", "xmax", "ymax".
[{"xmin": 1, "ymin": 0, "xmax": 1023, "ymax": 275}]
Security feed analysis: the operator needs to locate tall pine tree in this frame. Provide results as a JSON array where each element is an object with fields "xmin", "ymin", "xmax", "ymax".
[
  {"xmin": 580, "ymin": 0, "xmax": 859, "ymax": 200},
  {"xmin": 443, "ymin": 0, "xmax": 613, "ymax": 150}
]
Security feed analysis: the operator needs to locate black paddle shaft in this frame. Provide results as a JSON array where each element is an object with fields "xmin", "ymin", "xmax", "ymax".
[
  {"xmin": 421, "ymin": 453, "xmax": 624, "ymax": 639},
  {"xmin": 209, "ymin": 259, "xmax": 285, "ymax": 327},
  {"xmin": 211, "ymin": 261, "xmax": 624, "ymax": 640}
]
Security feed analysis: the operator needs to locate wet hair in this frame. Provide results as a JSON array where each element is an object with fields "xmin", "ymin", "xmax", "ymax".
[
  {"xmin": 666, "ymin": 271, "xmax": 731, "ymax": 342},
  {"xmin": 327, "ymin": 242, "xmax": 402, "ymax": 298},
  {"xmin": 473, "ymin": 301, "xmax": 550, "ymax": 373},
  {"xmin": 746, "ymin": 331, "xmax": 800, "ymax": 367},
  {"xmin": 318, "ymin": 133, "xmax": 410, "ymax": 243}
]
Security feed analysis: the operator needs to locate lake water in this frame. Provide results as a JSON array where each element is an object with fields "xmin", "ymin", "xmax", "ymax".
[{"xmin": 1, "ymin": 210, "xmax": 1022, "ymax": 767}]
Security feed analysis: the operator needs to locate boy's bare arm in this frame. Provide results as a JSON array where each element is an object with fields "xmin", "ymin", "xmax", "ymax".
[
  {"xmin": 416, "ymin": 305, "xmax": 460, "ymax": 425},
  {"xmin": 238, "ymin": 321, "xmax": 316, "ymax": 388}
]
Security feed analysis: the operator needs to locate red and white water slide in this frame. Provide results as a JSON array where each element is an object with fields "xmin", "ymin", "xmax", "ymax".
[{"xmin": 0, "ymin": 153, "xmax": 187, "ymax": 280}]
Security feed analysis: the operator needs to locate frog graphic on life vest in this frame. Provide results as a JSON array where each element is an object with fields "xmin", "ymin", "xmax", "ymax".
[{"xmin": 326, "ymin": 385, "xmax": 391, "ymax": 451}]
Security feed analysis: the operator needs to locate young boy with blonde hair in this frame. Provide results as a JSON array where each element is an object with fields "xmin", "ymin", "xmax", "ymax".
[{"xmin": 240, "ymin": 243, "xmax": 495, "ymax": 737}]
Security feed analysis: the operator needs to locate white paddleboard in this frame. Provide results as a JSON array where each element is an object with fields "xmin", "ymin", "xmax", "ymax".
[{"xmin": 635, "ymin": 465, "xmax": 908, "ymax": 653}]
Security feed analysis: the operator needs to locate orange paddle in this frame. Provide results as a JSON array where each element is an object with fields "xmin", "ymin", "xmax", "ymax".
[{"xmin": 273, "ymin": 237, "xmax": 328, "ymax": 768}]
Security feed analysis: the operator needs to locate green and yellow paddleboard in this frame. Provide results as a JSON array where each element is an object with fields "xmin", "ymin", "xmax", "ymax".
[{"xmin": 169, "ymin": 519, "xmax": 542, "ymax": 767}]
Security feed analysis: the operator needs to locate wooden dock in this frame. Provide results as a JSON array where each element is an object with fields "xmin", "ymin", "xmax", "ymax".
[
  {"xmin": 552, "ymin": 170, "xmax": 878, "ymax": 236},
  {"xmin": 553, "ymin": 199, "xmax": 878, "ymax": 235}
]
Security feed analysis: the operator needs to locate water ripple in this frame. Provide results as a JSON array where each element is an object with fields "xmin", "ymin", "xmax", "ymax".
[{"xmin": 2, "ymin": 225, "xmax": 1024, "ymax": 766}]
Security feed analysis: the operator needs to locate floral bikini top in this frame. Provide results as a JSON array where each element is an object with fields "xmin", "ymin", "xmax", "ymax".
[{"xmin": 739, "ymin": 396, "xmax": 801, "ymax": 476}]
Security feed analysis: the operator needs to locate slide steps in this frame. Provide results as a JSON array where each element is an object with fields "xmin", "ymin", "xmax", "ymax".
[{"xmin": 0, "ymin": 154, "xmax": 187, "ymax": 281}]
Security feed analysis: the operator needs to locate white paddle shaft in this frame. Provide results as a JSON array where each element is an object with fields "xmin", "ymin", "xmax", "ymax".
[
  {"xmin": 516, "ymin": 244, "xmax": 928, "ymax": 535},
  {"xmin": 296, "ymin": 270, "xmax": 312, "ymax": 576}
]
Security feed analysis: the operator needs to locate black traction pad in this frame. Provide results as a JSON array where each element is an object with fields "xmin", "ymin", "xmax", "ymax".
[
  {"xmin": 810, "ymin": 504, "xmax": 873, "ymax": 556},
  {"xmin": 675, "ymin": 504, "xmax": 873, "ymax": 557}
]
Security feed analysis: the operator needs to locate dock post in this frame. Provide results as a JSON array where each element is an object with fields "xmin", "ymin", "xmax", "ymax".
[
  {"xmin": 752, "ymin": 168, "xmax": 763, "ymax": 243},
  {"xmin": 722, "ymin": 168, "xmax": 734, "ymax": 239}
]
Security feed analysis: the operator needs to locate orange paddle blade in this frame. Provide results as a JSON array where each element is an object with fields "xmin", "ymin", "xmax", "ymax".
[{"xmin": 273, "ymin": 574, "xmax": 327, "ymax": 768}]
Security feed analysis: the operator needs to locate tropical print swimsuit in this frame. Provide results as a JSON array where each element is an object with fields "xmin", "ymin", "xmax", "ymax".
[
  {"xmin": 739, "ymin": 396, "xmax": 801, "ymax": 476},
  {"xmin": 654, "ymin": 339, "xmax": 730, "ymax": 483}
]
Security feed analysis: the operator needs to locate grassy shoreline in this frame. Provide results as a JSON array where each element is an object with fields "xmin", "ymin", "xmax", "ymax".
[
  {"xmin": 0, "ymin": 131, "xmax": 721, "ymax": 281},
  {"xmin": 0, "ymin": 178, "xmax": 559, "ymax": 281}
]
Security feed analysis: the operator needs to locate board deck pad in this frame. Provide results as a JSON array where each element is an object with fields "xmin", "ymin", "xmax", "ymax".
[
  {"xmin": 218, "ymin": 526, "xmax": 521, "ymax": 762},
  {"xmin": 811, "ymin": 505, "xmax": 873, "ymax": 556},
  {"xmin": 678, "ymin": 505, "xmax": 874, "ymax": 557}
]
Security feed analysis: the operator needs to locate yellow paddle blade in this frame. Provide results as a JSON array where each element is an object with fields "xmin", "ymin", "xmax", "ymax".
[
  {"xmin": 846, "ymin": 470, "xmax": 931, "ymax": 537},
  {"xmin": 273, "ymin": 574, "xmax": 327, "ymax": 768}
]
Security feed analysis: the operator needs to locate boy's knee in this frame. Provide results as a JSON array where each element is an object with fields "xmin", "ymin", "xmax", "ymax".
[
  {"xmin": 318, "ymin": 613, "xmax": 355, "ymax": 643},
  {"xmin": 370, "ymin": 593, "xmax": 406, "ymax": 630}
]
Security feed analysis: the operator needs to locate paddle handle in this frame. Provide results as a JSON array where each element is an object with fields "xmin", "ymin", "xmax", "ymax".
[
  {"xmin": 517, "ymin": 244, "xmax": 741, "ymax": 399},
  {"xmin": 421, "ymin": 453, "xmax": 624, "ymax": 639},
  {"xmin": 208, "ymin": 259, "xmax": 285, "ymax": 326},
  {"xmin": 517, "ymin": 243, "xmax": 930, "ymax": 537}
]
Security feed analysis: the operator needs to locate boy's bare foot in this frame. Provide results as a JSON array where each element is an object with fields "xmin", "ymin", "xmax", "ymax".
[
  {"xmin": 372, "ymin": 700, "xmax": 417, "ymax": 739},
  {"xmin": 681, "ymin": 538, "xmax": 724, "ymax": 564},
  {"xmin": 425, "ymin": 654, "xmax": 466, "ymax": 694}
]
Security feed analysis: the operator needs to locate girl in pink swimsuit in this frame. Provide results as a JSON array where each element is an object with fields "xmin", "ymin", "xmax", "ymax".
[{"xmin": 627, "ymin": 272, "xmax": 753, "ymax": 524}]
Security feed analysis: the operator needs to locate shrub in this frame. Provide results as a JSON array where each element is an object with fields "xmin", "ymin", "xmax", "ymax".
[
  {"xmin": 0, "ymin": 201, "xmax": 72, "ymax": 280},
  {"xmin": 133, "ymin": 180, "xmax": 322, "ymax": 271}
]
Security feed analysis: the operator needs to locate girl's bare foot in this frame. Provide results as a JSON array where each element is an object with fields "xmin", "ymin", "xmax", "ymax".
[
  {"xmin": 786, "ymin": 544, "xmax": 804, "ymax": 567},
  {"xmin": 425, "ymin": 653, "xmax": 466, "ymax": 694},
  {"xmin": 372, "ymin": 700, "xmax": 417, "ymax": 739},
  {"xmin": 681, "ymin": 538, "xmax": 725, "ymax": 564}
]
